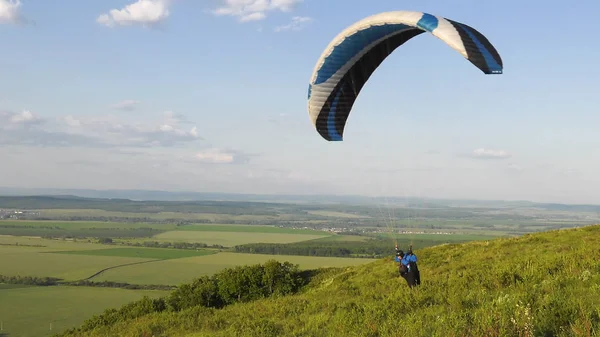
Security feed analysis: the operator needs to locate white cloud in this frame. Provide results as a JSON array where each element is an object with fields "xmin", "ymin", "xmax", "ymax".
[
  {"xmin": 111, "ymin": 100, "xmax": 140, "ymax": 111},
  {"xmin": 0, "ymin": 109, "xmax": 201, "ymax": 148},
  {"xmin": 1, "ymin": 110, "xmax": 44, "ymax": 129},
  {"xmin": 274, "ymin": 16, "xmax": 312, "ymax": 32},
  {"xmin": 195, "ymin": 148, "xmax": 235, "ymax": 164},
  {"xmin": 468, "ymin": 148, "xmax": 511, "ymax": 159},
  {"xmin": 9, "ymin": 110, "xmax": 37, "ymax": 123},
  {"xmin": 211, "ymin": 0, "xmax": 303, "ymax": 22},
  {"xmin": 193, "ymin": 147, "xmax": 252, "ymax": 164},
  {"xmin": 97, "ymin": 0, "xmax": 170, "ymax": 28},
  {"xmin": 0, "ymin": 0, "xmax": 23, "ymax": 24},
  {"xmin": 63, "ymin": 115, "xmax": 81, "ymax": 127},
  {"xmin": 508, "ymin": 163, "xmax": 523, "ymax": 171},
  {"xmin": 163, "ymin": 110, "xmax": 193, "ymax": 125}
]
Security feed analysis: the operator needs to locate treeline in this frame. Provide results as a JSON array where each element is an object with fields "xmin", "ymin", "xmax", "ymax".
[
  {"xmin": 0, "ymin": 227, "xmax": 164, "ymax": 239},
  {"xmin": 29, "ymin": 216, "xmax": 325, "ymax": 227},
  {"xmin": 0, "ymin": 223, "xmax": 60, "ymax": 229},
  {"xmin": 233, "ymin": 238, "xmax": 458, "ymax": 258},
  {"xmin": 99, "ymin": 237, "xmax": 225, "ymax": 250},
  {"xmin": 121, "ymin": 240, "xmax": 225, "ymax": 250},
  {"xmin": 62, "ymin": 260, "xmax": 309, "ymax": 335},
  {"xmin": 233, "ymin": 240, "xmax": 393, "ymax": 258},
  {"xmin": 0, "ymin": 274, "xmax": 173, "ymax": 290},
  {"xmin": 29, "ymin": 216, "xmax": 214, "ymax": 224},
  {"xmin": 0, "ymin": 242, "xmax": 46, "ymax": 247},
  {"xmin": 0, "ymin": 275, "xmax": 60, "ymax": 286},
  {"xmin": 67, "ymin": 280, "xmax": 174, "ymax": 291}
]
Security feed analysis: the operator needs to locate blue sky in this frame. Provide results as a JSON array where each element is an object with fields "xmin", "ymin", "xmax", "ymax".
[{"xmin": 1, "ymin": 0, "xmax": 599, "ymax": 204}]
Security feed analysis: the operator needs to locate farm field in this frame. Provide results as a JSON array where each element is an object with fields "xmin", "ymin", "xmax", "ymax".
[
  {"xmin": 0, "ymin": 286, "xmax": 168, "ymax": 337},
  {"xmin": 0, "ymin": 235, "xmax": 376, "ymax": 286},
  {"xmin": 37, "ymin": 208, "xmax": 303, "ymax": 221},
  {"xmin": 0, "ymin": 221, "xmax": 329, "ymax": 235},
  {"xmin": 0, "ymin": 245, "xmax": 155, "ymax": 281},
  {"xmin": 53, "ymin": 247, "xmax": 216, "ymax": 259},
  {"xmin": 152, "ymin": 230, "xmax": 328, "ymax": 246},
  {"xmin": 0, "ymin": 220, "xmax": 332, "ymax": 245},
  {"xmin": 176, "ymin": 224, "xmax": 329, "ymax": 234},
  {"xmin": 312, "ymin": 235, "xmax": 370, "ymax": 242},
  {"xmin": 90, "ymin": 252, "xmax": 377, "ymax": 285}
]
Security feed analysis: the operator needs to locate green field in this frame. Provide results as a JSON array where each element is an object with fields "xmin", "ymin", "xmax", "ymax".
[
  {"xmin": 311, "ymin": 234, "xmax": 370, "ymax": 242},
  {"xmin": 0, "ymin": 283, "xmax": 31, "ymax": 289},
  {"xmin": 0, "ymin": 234, "xmax": 377, "ymax": 336},
  {"xmin": 306, "ymin": 210, "xmax": 368, "ymax": 218},
  {"xmin": 0, "ymin": 221, "xmax": 328, "ymax": 235},
  {"xmin": 152, "ymin": 231, "xmax": 327, "ymax": 246},
  {"xmin": 53, "ymin": 247, "xmax": 215, "ymax": 260},
  {"xmin": 0, "ymin": 246, "xmax": 154, "ymax": 281},
  {"xmin": 177, "ymin": 224, "xmax": 330, "ymax": 235},
  {"xmin": 0, "ymin": 220, "xmax": 165, "ymax": 229},
  {"xmin": 91, "ymin": 252, "xmax": 376, "ymax": 285},
  {"xmin": 0, "ymin": 286, "xmax": 168, "ymax": 337},
  {"xmin": 0, "ymin": 236, "xmax": 377, "ymax": 286},
  {"xmin": 0, "ymin": 235, "xmax": 118, "ymax": 250},
  {"xmin": 0, "ymin": 221, "xmax": 332, "ymax": 246}
]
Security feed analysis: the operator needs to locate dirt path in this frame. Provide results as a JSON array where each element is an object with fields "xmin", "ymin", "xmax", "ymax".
[{"xmin": 83, "ymin": 259, "xmax": 162, "ymax": 281}]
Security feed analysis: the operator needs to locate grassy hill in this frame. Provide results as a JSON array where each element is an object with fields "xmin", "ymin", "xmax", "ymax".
[{"xmin": 56, "ymin": 224, "xmax": 600, "ymax": 337}]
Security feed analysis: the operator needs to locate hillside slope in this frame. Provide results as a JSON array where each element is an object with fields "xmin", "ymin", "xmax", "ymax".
[{"xmin": 58, "ymin": 225, "xmax": 600, "ymax": 337}]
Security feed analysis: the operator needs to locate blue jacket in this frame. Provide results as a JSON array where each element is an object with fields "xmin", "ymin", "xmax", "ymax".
[{"xmin": 402, "ymin": 254, "xmax": 417, "ymax": 265}]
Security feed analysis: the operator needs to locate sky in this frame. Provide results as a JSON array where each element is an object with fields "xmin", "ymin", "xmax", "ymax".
[{"xmin": 1, "ymin": 0, "xmax": 599, "ymax": 204}]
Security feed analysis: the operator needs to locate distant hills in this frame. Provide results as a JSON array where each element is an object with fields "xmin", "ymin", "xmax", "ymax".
[{"xmin": 1, "ymin": 187, "xmax": 599, "ymax": 212}]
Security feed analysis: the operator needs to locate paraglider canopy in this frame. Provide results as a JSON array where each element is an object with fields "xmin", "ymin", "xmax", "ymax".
[{"xmin": 307, "ymin": 11, "xmax": 503, "ymax": 141}]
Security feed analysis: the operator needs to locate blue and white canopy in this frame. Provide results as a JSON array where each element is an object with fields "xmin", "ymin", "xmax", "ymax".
[{"xmin": 307, "ymin": 11, "xmax": 503, "ymax": 141}]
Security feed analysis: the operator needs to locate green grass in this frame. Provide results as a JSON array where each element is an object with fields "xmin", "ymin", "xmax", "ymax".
[
  {"xmin": 0, "ymin": 283, "xmax": 32, "ymax": 289},
  {"xmin": 54, "ymin": 247, "xmax": 215, "ymax": 260},
  {"xmin": 152, "ymin": 231, "xmax": 327, "ymax": 246},
  {"xmin": 91, "ymin": 252, "xmax": 377, "ymax": 286},
  {"xmin": 0, "ymin": 286, "xmax": 168, "ymax": 337},
  {"xmin": 177, "ymin": 224, "xmax": 330, "ymax": 235},
  {"xmin": 58, "ymin": 224, "xmax": 600, "ymax": 337}
]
